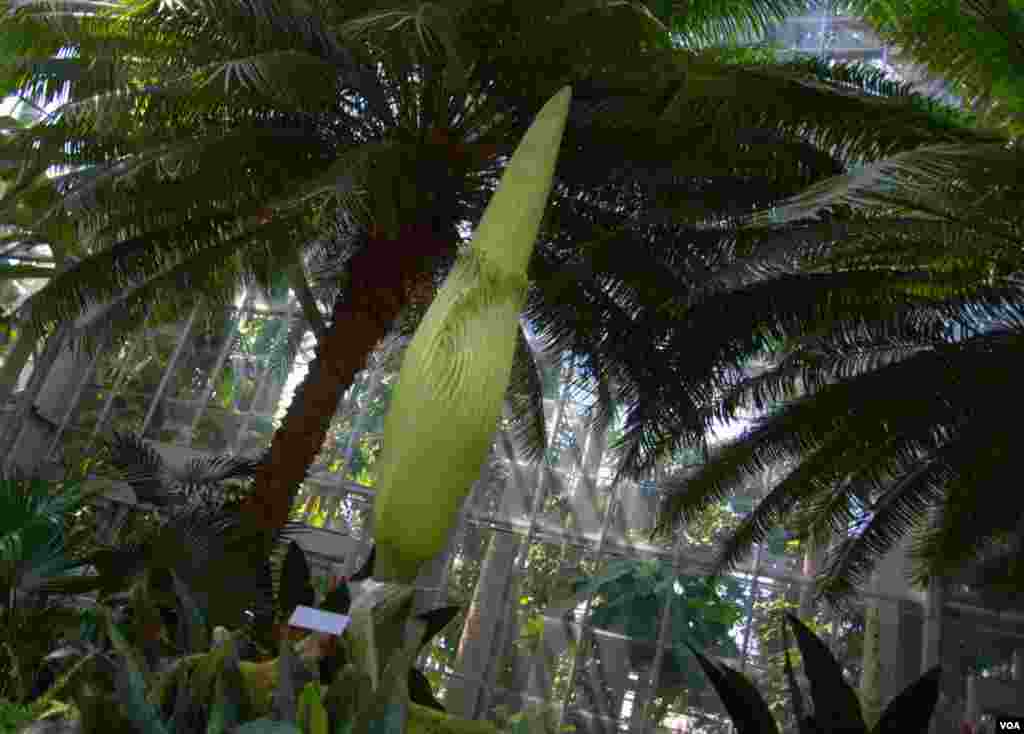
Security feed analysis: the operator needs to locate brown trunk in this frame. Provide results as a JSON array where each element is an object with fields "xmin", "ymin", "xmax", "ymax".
[{"xmin": 238, "ymin": 223, "xmax": 454, "ymax": 537}]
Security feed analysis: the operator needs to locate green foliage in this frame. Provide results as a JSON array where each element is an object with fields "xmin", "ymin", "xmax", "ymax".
[
  {"xmin": 492, "ymin": 704, "xmax": 575, "ymax": 734},
  {"xmin": 572, "ymin": 559, "xmax": 745, "ymax": 693},
  {"xmin": 845, "ymin": 0, "xmax": 1024, "ymax": 136},
  {"xmin": 654, "ymin": 258, "xmax": 1024, "ymax": 600},
  {"xmin": 0, "ymin": 0, "xmax": 995, "ymax": 489},
  {"xmin": 0, "ymin": 698, "xmax": 34, "ymax": 732},
  {"xmin": 690, "ymin": 614, "xmax": 942, "ymax": 734},
  {"xmin": 0, "ymin": 473, "xmax": 105, "ymax": 703},
  {"xmin": 748, "ymin": 597, "xmax": 844, "ymax": 732},
  {"xmin": 20, "ymin": 539, "xmax": 458, "ymax": 734},
  {"xmin": 38, "ymin": 433, "xmax": 317, "ymax": 649}
]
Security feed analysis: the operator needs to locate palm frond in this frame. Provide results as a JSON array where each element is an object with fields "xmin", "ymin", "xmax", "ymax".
[
  {"xmin": 661, "ymin": 0, "xmax": 813, "ymax": 47},
  {"xmin": 816, "ymin": 458, "xmax": 946, "ymax": 603},
  {"xmin": 105, "ymin": 432, "xmax": 182, "ymax": 507},
  {"xmin": 660, "ymin": 307, "xmax": 1024, "ymax": 597},
  {"xmin": 843, "ymin": 0, "xmax": 1024, "ymax": 135},
  {"xmin": 502, "ymin": 324, "xmax": 548, "ymax": 463},
  {"xmin": 608, "ymin": 271, "xmax": 1020, "ymax": 479},
  {"xmin": 747, "ymin": 142, "xmax": 1023, "ymax": 228},
  {"xmin": 907, "ymin": 429, "xmax": 1024, "ymax": 583}
]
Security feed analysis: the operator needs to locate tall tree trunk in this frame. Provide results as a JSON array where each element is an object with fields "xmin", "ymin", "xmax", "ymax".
[{"xmin": 239, "ymin": 223, "xmax": 454, "ymax": 538}]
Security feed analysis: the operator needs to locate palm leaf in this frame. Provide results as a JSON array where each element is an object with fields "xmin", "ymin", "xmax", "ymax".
[
  {"xmin": 747, "ymin": 143, "xmax": 1021, "ymax": 227},
  {"xmin": 502, "ymin": 324, "xmax": 549, "ymax": 463}
]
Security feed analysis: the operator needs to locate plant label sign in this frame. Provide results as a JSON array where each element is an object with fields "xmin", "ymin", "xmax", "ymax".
[{"xmin": 288, "ymin": 605, "xmax": 351, "ymax": 636}]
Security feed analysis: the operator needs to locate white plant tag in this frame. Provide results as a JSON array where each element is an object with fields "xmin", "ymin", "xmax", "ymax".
[{"xmin": 288, "ymin": 605, "xmax": 351, "ymax": 636}]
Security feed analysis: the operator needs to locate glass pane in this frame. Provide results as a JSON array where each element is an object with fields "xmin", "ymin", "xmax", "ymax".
[
  {"xmin": 192, "ymin": 404, "xmax": 243, "ymax": 454},
  {"xmin": 618, "ymin": 478, "xmax": 660, "ymax": 543},
  {"xmin": 493, "ymin": 539, "xmax": 594, "ymax": 707},
  {"xmin": 59, "ymin": 427, "xmax": 99, "ymax": 478},
  {"xmin": 433, "ymin": 526, "xmax": 509, "ymax": 716},
  {"xmin": 235, "ymin": 413, "xmax": 278, "ymax": 457},
  {"xmin": 163, "ymin": 316, "xmax": 236, "ymax": 403},
  {"xmin": 104, "ymin": 390, "xmax": 151, "ymax": 438}
]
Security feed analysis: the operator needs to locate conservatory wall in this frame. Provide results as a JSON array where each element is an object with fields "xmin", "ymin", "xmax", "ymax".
[{"xmin": 2, "ymin": 285, "xmax": 1023, "ymax": 734}]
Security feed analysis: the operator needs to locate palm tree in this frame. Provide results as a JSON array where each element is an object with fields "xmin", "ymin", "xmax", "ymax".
[
  {"xmin": 0, "ymin": 0, "xmax": 994, "ymax": 556},
  {"xmin": 650, "ymin": 0, "xmax": 1024, "ymax": 602}
]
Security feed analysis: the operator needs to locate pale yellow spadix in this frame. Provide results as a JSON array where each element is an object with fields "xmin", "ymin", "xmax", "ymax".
[{"xmin": 372, "ymin": 86, "xmax": 572, "ymax": 582}]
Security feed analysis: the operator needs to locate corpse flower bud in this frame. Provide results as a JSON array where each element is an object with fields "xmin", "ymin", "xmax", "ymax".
[{"xmin": 372, "ymin": 86, "xmax": 572, "ymax": 582}]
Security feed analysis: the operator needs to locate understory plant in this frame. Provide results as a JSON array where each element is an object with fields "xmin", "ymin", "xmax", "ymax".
[
  {"xmin": 0, "ymin": 471, "xmax": 104, "ymax": 703},
  {"xmin": 571, "ymin": 560, "xmax": 745, "ymax": 694},
  {"xmin": 0, "ymin": 699, "xmax": 34, "ymax": 732},
  {"xmin": 26, "ymin": 537, "xmax": 463, "ymax": 734},
  {"xmin": 689, "ymin": 612, "xmax": 942, "ymax": 734}
]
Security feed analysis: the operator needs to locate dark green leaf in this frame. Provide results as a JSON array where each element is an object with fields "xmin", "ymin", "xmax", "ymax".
[
  {"xmin": 105, "ymin": 610, "xmax": 170, "ymax": 734},
  {"xmin": 172, "ymin": 569, "xmax": 210, "ymax": 653},
  {"xmin": 415, "ymin": 606, "xmax": 461, "ymax": 654},
  {"xmin": 407, "ymin": 668, "xmax": 444, "ymax": 712},
  {"xmin": 351, "ymin": 547, "xmax": 375, "ymax": 581},
  {"xmin": 279, "ymin": 540, "xmax": 316, "ymax": 620},
  {"xmin": 322, "ymin": 581, "xmax": 352, "ymax": 616},
  {"xmin": 686, "ymin": 643, "xmax": 779, "ymax": 734},
  {"xmin": 322, "ymin": 664, "xmax": 369, "ymax": 728},
  {"xmin": 872, "ymin": 666, "xmax": 942, "ymax": 734},
  {"xmin": 786, "ymin": 614, "xmax": 865, "ymax": 734},
  {"xmin": 781, "ymin": 619, "xmax": 816, "ymax": 734},
  {"xmin": 168, "ymin": 664, "xmax": 200, "ymax": 732},
  {"xmin": 209, "ymin": 636, "xmax": 249, "ymax": 733},
  {"xmin": 273, "ymin": 636, "xmax": 314, "ymax": 723}
]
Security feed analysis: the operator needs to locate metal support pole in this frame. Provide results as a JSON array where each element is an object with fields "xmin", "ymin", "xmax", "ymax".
[
  {"xmin": 185, "ymin": 289, "xmax": 251, "ymax": 446},
  {"xmin": 44, "ymin": 325, "xmax": 115, "ymax": 460},
  {"xmin": 553, "ymin": 385, "xmax": 631, "ymax": 732},
  {"xmin": 85, "ymin": 336, "xmax": 146, "ymax": 452},
  {"xmin": 228, "ymin": 295, "xmax": 297, "ymax": 456},
  {"xmin": 140, "ymin": 305, "xmax": 201, "ymax": 438},
  {"xmin": 638, "ymin": 463, "xmax": 684, "ymax": 734},
  {"xmin": 0, "ymin": 323, "xmax": 70, "ymax": 473},
  {"xmin": 476, "ymin": 352, "xmax": 575, "ymax": 722},
  {"xmin": 740, "ymin": 543, "xmax": 765, "ymax": 673}
]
